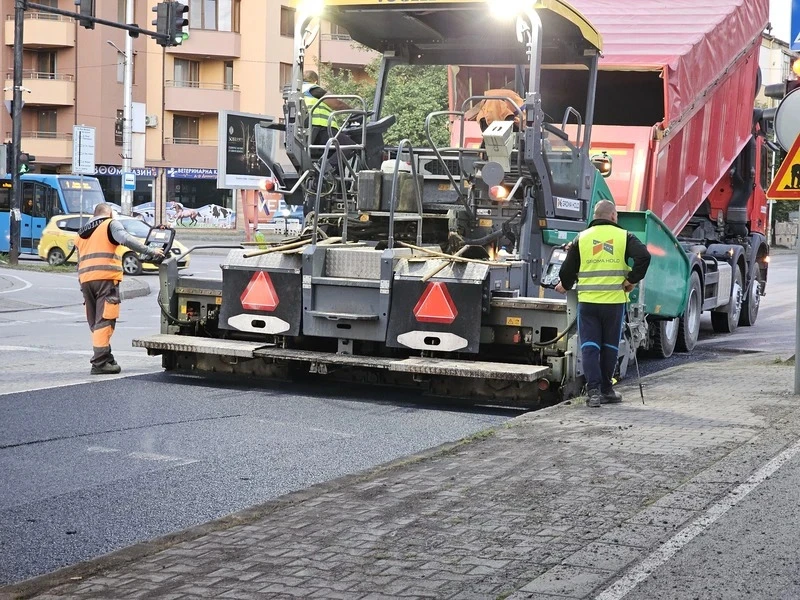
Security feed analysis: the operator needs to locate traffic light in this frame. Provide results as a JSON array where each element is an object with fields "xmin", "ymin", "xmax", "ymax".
[
  {"xmin": 152, "ymin": 2, "xmax": 170, "ymax": 47},
  {"xmin": 168, "ymin": 2, "xmax": 189, "ymax": 46},
  {"xmin": 18, "ymin": 152, "xmax": 35, "ymax": 174},
  {"xmin": 76, "ymin": 0, "xmax": 95, "ymax": 30}
]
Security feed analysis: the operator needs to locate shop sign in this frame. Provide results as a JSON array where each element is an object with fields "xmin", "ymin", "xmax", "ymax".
[{"xmin": 166, "ymin": 167, "xmax": 218, "ymax": 179}]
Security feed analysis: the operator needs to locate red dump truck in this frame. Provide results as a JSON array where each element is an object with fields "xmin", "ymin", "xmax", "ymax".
[{"xmin": 455, "ymin": 0, "xmax": 771, "ymax": 356}]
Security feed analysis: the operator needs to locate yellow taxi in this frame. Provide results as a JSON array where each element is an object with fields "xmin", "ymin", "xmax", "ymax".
[{"xmin": 37, "ymin": 214, "xmax": 191, "ymax": 275}]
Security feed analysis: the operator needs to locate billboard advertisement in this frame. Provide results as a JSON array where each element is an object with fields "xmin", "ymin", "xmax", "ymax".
[{"xmin": 217, "ymin": 110, "xmax": 282, "ymax": 190}]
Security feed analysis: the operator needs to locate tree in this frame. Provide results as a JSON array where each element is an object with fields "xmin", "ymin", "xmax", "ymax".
[{"xmin": 318, "ymin": 59, "xmax": 450, "ymax": 148}]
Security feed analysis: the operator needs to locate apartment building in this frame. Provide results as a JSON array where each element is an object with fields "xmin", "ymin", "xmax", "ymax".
[
  {"xmin": 0, "ymin": 0, "xmax": 306, "ymax": 227},
  {"xmin": 0, "ymin": 1, "xmax": 379, "ymax": 228}
]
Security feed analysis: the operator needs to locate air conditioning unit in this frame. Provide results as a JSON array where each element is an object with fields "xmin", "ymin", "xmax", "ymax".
[{"xmin": 145, "ymin": 114, "xmax": 159, "ymax": 128}]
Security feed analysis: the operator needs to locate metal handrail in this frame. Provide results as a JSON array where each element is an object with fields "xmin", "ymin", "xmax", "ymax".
[
  {"xmin": 388, "ymin": 139, "xmax": 423, "ymax": 250},
  {"xmin": 165, "ymin": 137, "xmax": 218, "ymax": 146},
  {"xmin": 164, "ymin": 80, "xmax": 240, "ymax": 91},
  {"xmin": 6, "ymin": 130, "xmax": 72, "ymax": 140},
  {"xmin": 6, "ymin": 12, "xmax": 71, "ymax": 21},
  {"xmin": 5, "ymin": 71, "xmax": 74, "ymax": 81},
  {"xmin": 311, "ymin": 137, "xmax": 349, "ymax": 246}
]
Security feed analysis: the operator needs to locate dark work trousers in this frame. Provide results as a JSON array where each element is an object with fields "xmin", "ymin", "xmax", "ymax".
[
  {"xmin": 578, "ymin": 302, "xmax": 626, "ymax": 394},
  {"xmin": 81, "ymin": 279, "xmax": 121, "ymax": 367},
  {"xmin": 311, "ymin": 127, "xmax": 357, "ymax": 174}
]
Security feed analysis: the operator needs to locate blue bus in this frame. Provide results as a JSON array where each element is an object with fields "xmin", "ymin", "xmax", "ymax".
[{"xmin": 0, "ymin": 174, "xmax": 106, "ymax": 254}]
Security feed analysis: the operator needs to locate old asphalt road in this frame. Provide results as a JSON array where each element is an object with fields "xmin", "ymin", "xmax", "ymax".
[{"xmin": 0, "ymin": 346, "xmax": 797, "ymax": 599}]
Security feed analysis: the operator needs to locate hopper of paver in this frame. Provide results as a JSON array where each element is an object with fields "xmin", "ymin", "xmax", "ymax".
[{"xmin": 617, "ymin": 210, "xmax": 690, "ymax": 319}]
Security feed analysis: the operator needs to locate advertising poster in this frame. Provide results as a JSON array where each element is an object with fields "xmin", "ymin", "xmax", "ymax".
[{"xmin": 217, "ymin": 110, "xmax": 281, "ymax": 190}]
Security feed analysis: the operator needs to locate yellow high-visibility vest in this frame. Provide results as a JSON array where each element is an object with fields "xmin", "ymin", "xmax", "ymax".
[
  {"xmin": 576, "ymin": 224, "xmax": 630, "ymax": 304},
  {"xmin": 303, "ymin": 83, "xmax": 340, "ymax": 129}
]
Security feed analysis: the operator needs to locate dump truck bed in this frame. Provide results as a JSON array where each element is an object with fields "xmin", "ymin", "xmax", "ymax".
[{"xmin": 573, "ymin": 0, "xmax": 769, "ymax": 233}]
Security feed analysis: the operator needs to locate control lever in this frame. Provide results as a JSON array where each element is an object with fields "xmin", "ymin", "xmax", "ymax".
[{"xmin": 541, "ymin": 244, "xmax": 569, "ymax": 289}]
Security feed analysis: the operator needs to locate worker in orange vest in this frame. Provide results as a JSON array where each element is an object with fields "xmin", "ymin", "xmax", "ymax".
[{"xmin": 75, "ymin": 203, "xmax": 164, "ymax": 375}]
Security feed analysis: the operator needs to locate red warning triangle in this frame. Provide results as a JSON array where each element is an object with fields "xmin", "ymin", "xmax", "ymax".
[
  {"xmin": 413, "ymin": 282, "xmax": 458, "ymax": 324},
  {"xmin": 241, "ymin": 271, "xmax": 279, "ymax": 312}
]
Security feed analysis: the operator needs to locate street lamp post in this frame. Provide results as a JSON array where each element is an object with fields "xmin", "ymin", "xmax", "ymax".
[
  {"xmin": 121, "ymin": 0, "xmax": 133, "ymax": 215},
  {"xmin": 8, "ymin": 0, "xmax": 25, "ymax": 265}
]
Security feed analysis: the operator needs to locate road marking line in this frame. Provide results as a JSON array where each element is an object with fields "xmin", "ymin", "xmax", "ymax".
[
  {"xmin": 0, "ymin": 274, "xmax": 32, "ymax": 293},
  {"xmin": 596, "ymin": 438, "xmax": 800, "ymax": 600},
  {"xmin": 128, "ymin": 451, "xmax": 198, "ymax": 465}
]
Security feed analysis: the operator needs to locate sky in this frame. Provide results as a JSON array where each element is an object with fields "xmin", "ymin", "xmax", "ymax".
[{"xmin": 770, "ymin": 0, "xmax": 793, "ymax": 44}]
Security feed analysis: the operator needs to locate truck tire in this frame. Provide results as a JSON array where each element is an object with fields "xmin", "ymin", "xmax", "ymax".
[
  {"xmin": 711, "ymin": 265, "xmax": 743, "ymax": 334},
  {"xmin": 739, "ymin": 263, "xmax": 761, "ymax": 327},
  {"xmin": 676, "ymin": 271, "xmax": 702, "ymax": 352},
  {"xmin": 650, "ymin": 317, "xmax": 678, "ymax": 358}
]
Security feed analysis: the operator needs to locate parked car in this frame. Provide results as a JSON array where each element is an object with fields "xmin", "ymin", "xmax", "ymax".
[{"xmin": 37, "ymin": 214, "xmax": 190, "ymax": 275}]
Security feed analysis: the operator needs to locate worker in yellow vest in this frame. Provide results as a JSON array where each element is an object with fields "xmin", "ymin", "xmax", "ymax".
[
  {"xmin": 303, "ymin": 70, "xmax": 356, "ymax": 176},
  {"xmin": 75, "ymin": 203, "xmax": 164, "ymax": 375},
  {"xmin": 555, "ymin": 200, "xmax": 651, "ymax": 407}
]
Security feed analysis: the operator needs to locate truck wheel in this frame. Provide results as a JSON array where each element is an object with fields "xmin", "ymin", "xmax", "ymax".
[
  {"xmin": 651, "ymin": 317, "xmax": 678, "ymax": 358},
  {"xmin": 739, "ymin": 264, "xmax": 761, "ymax": 327},
  {"xmin": 711, "ymin": 266, "xmax": 743, "ymax": 334},
  {"xmin": 676, "ymin": 271, "xmax": 702, "ymax": 352}
]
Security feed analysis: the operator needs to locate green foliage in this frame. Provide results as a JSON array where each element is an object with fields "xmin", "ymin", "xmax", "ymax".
[{"xmin": 318, "ymin": 58, "xmax": 450, "ymax": 148}]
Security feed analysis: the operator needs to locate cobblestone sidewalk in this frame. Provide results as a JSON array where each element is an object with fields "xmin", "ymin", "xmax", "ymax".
[{"xmin": 2, "ymin": 353, "xmax": 797, "ymax": 600}]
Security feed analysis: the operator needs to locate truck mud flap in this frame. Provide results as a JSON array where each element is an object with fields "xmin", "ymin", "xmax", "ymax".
[
  {"xmin": 218, "ymin": 250, "xmax": 303, "ymax": 336},
  {"xmin": 386, "ymin": 260, "xmax": 488, "ymax": 354}
]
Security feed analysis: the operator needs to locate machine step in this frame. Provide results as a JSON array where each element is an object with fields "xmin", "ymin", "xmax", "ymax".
[{"xmin": 133, "ymin": 334, "xmax": 549, "ymax": 382}]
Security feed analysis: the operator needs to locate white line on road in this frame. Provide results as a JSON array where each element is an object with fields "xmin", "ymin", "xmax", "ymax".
[
  {"xmin": 596, "ymin": 438, "xmax": 800, "ymax": 600},
  {"xmin": 0, "ymin": 274, "xmax": 32, "ymax": 293}
]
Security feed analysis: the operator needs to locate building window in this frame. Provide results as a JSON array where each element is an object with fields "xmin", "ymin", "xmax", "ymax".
[
  {"xmin": 224, "ymin": 61, "xmax": 234, "ymax": 90},
  {"xmin": 232, "ymin": 0, "xmax": 241, "ymax": 33},
  {"xmin": 173, "ymin": 58, "xmax": 200, "ymax": 87},
  {"xmin": 35, "ymin": 51, "xmax": 56, "ymax": 78},
  {"xmin": 37, "ymin": 109, "xmax": 57, "ymax": 137},
  {"xmin": 189, "ymin": 0, "xmax": 218, "ymax": 30},
  {"xmin": 330, "ymin": 24, "xmax": 350, "ymax": 40},
  {"xmin": 279, "ymin": 62, "xmax": 292, "ymax": 92},
  {"xmin": 280, "ymin": 6, "xmax": 294, "ymax": 37},
  {"xmin": 173, "ymin": 115, "xmax": 200, "ymax": 144}
]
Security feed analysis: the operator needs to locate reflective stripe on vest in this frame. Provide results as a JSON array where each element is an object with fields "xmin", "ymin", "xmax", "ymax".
[
  {"xmin": 576, "ymin": 224, "xmax": 629, "ymax": 304},
  {"xmin": 75, "ymin": 219, "xmax": 123, "ymax": 285}
]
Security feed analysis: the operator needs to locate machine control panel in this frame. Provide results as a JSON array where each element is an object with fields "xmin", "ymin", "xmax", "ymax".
[
  {"xmin": 141, "ymin": 227, "xmax": 175, "ymax": 262},
  {"xmin": 541, "ymin": 245, "xmax": 569, "ymax": 288}
]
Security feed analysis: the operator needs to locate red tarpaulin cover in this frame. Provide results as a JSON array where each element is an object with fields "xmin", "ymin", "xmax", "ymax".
[{"xmin": 569, "ymin": 0, "xmax": 769, "ymax": 127}]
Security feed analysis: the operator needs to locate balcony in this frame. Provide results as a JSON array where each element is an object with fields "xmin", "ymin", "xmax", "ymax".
[
  {"xmin": 166, "ymin": 29, "xmax": 241, "ymax": 59},
  {"xmin": 5, "ymin": 13, "xmax": 75, "ymax": 48},
  {"xmin": 164, "ymin": 81, "xmax": 240, "ymax": 114},
  {"xmin": 163, "ymin": 138, "xmax": 218, "ymax": 167},
  {"xmin": 319, "ymin": 34, "xmax": 377, "ymax": 68},
  {"xmin": 7, "ymin": 131, "xmax": 73, "ymax": 162},
  {"xmin": 4, "ymin": 72, "xmax": 75, "ymax": 106}
]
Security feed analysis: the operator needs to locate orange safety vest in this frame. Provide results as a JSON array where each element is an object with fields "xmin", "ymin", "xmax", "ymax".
[{"xmin": 75, "ymin": 219, "xmax": 123, "ymax": 285}]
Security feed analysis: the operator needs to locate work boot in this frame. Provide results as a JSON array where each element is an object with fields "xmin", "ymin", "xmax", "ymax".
[
  {"xmin": 601, "ymin": 389, "xmax": 623, "ymax": 404},
  {"xmin": 90, "ymin": 362, "xmax": 122, "ymax": 375},
  {"xmin": 586, "ymin": 389, "xmax": 603, "ymax": 408}
]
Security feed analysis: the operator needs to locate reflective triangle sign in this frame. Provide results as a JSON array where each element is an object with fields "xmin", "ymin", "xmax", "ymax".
[
  {"xmin": 767, "ymin": 134, "xmax": 800, "ymax": 200},
  {"xmin": 240, "ymin": 271, "xmax": 279, "ymax": 312},
  {"xmin": 413, "ymin": 282, "xmax": 458, "ymax": 324}
]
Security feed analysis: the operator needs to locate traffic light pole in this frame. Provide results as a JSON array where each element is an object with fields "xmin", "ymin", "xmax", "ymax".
[{"xmin": 8, "ymin": 0, "xmax": 25, "ymax": 265}]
